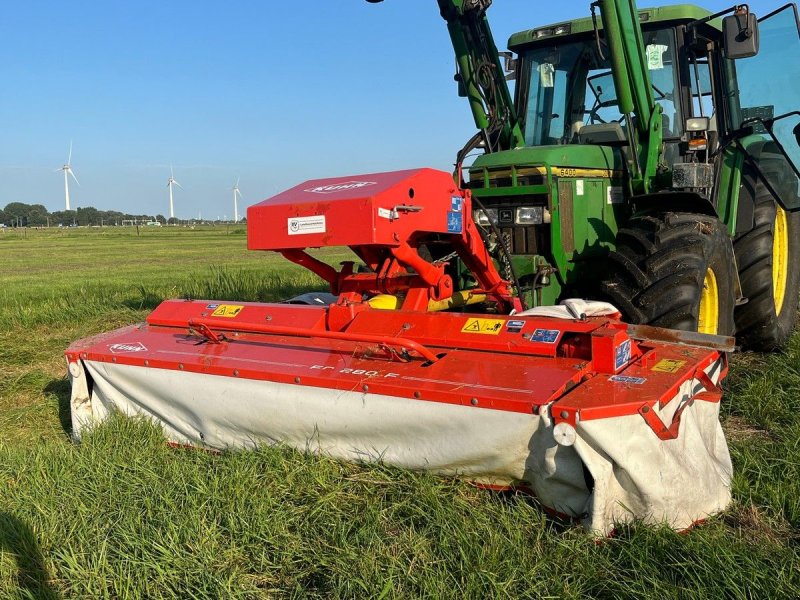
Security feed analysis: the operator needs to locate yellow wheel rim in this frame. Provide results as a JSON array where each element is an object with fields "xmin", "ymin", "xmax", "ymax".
[
  {"xmin": 698, "ymin": 268, "xmax": 719, "ymax": 335},
  {"xmin": 772, "ymin": 205, "xmax": 789, "ymax": 316}
]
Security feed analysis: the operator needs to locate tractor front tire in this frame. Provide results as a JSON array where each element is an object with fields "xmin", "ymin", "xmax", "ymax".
[
  {"xmin": 601, "ymin": 212, "xmax": 736, "ymax": 335},
  {"xmin": 733, "ymin": 178, "xmax": 800, "ymax": 350}
]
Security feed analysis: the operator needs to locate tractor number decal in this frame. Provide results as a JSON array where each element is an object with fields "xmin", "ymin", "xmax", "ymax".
[
  {"xmin": 461, "ymin": 318, "xmax": 504, "ymax": 335},
  {"xmin": 651, "ymin": 359, "xmax": 687, "ymax": 374},
  {"xmin": 531, "ymin": 329, "xmax": 560, "ymax": 344},
  {"xmin": 211, "ymin": 304, "xmax": 244, "ymax": 318}
]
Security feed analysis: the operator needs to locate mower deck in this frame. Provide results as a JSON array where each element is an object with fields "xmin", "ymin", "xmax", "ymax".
[{"xmin": 67, "ymin": 299, "xmax": 733, "ymax": 533}]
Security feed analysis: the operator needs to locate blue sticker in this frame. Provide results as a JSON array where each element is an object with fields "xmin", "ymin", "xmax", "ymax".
[
  {"xmin": 615, "ymin": 339, "xmax": 632, "ymax": 370},
  {"xmin": 447, "ymin": 211, "xmax": 463, "ymax": 234},
  {"xmin": 609, "ymin": 375, "xmax": 646, "ymax": 385},
  {"xmin": 507, "ymin": 320, "xmax": 525, "ymax": 330},
  {"xmin": 206, "ymin": 303, "xmax": 220, "ymax": 309},
  {"xmin": 451, "ymin": 196, "xmax": 463, "ymax": 212},
  {"xmin": 531, "ymin": 328, "xmax": 560, "ymax": 344}
]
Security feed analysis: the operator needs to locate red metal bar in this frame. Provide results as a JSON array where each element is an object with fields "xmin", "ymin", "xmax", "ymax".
[
  {"xmin": 280, "ymin": 249, "xmax": 339, "ymax": 288},
  {"xmin": 188, "ymin": 317, "xmax": 441, "ymax": 363},
  {"xmin": 638, "ymin": 372, "xmax": 723, "ymax": 441}
]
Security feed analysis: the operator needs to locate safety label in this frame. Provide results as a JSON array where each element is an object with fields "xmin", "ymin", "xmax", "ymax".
[
  {"xmin": 615, "ymin": 339, "xmax": 632, "ymax": 370},
  {"xmin": 531, "ymin": 329, "xmax": 560, "ymax": 344},
  {"xmin": 211, "ymin": 304, "xmax": 244, "ymax": 318},
  {"xmin": 451, "ymin": 196, "xmax": 463, "ymax": 212},
  {"xmin": 609, "ymin": 375, "xmax": 646, "ymax": 385},
  {"xmin": 447, "ymin": 211, "xmax": 463, "ymax": 234},
  {"xmin": 288, "ymin": 215, "xmax": 326, "ymax": 235},
  {"xmin": 651, "ymin": 359, "xmax": 687, "ymax": 374},
  {"xmin": 461, "ymin": 318, "xmax": 504, "ymax": 335}
]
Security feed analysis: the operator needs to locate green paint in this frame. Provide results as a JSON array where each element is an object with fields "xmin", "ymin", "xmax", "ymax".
[{"xmin": 508, "ymin": 5, "xmax": 716, "ymax": 48}]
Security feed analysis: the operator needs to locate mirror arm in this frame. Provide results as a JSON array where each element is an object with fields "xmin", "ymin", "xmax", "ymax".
[{"xmin": 686, "ymin": 4, "xmax": 750, "ymax": 31}]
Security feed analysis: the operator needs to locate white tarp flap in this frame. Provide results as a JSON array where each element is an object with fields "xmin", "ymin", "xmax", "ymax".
[
  {"xmin": 517, "ymin": 298, "xmax": 620, "ymax": 320},
  {"xmin": 70, "ymin": 358, "xmax": 731, "ymax": 534}
]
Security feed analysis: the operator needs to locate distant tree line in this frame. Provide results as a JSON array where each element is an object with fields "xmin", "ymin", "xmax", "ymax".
[{"xmin": 1, "ymin": 202, "xmax": 166, "ymax": 227}]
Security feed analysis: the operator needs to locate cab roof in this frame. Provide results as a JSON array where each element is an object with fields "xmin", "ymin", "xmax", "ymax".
[{"xmin": 508, "ymin": 4, "xmax": 716, "ymax": 50}]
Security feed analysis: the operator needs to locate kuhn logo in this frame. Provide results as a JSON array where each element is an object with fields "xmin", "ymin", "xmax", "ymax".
[
  {"xmin": 109, "ymin": 342, "xmax": 148, "ymax": 354},
  {"xmin": 304, "ymin": 181, "xmax": 377, "ymax": 194}
]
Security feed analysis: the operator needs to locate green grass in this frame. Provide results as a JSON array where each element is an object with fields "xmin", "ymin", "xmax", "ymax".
[{"xmin": 1, "ymin": 226, "xmax": 799, "ymax": 599}]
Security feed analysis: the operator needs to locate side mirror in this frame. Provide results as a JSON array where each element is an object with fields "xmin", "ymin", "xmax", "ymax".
[
  {"xmin": 723, "ymin": 12, "xmax": 760, "ymax": 59},
  {"xmin": 499, "ymin": 51, "xmax": 517, "ymax": 81}
]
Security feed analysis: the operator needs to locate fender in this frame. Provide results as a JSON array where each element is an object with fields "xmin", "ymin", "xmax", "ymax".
[{"xmin": 631, "ymin": 191, "xmax": 718, "ymax": 218}]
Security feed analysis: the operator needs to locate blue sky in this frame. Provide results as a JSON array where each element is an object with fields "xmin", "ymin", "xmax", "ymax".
[{"xmin": 0, "ymin": 1, "xmax": 788, "ymax": 219}]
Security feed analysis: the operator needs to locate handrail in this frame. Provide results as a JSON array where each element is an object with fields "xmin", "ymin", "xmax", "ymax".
[{"xmin": 187, "ymin": 318, "xmax": 441, "ymax": 363}]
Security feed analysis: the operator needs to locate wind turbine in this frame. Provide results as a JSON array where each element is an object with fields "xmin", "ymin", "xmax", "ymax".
[
  {"xmin": 166, "ymin": 166, "xmax": 183, "ymax": 221},
  {"xmin": 231, "ymin": 178, "xmax": 242, "ymax": 222},
  {"xmin": 57, "ymin": 142, "xmax": 79, "ymax": 211}
]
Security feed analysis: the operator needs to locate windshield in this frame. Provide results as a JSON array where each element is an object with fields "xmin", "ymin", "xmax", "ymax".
[{"xmin": 519, "ymin": 28, "xmax": 682, "ymax": 146}]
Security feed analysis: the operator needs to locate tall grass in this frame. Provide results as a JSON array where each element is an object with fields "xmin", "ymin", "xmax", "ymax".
[{"xmin": 1, "ymin": 416, "xmax": 798, "ymax": 599}]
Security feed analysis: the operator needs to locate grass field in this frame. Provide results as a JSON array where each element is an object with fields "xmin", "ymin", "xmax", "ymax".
[{"xmin": 1, "ymin": 226, "xmax": 798, "ymax": 599}]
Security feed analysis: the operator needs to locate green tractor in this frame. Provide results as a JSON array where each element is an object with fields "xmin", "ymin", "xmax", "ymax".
[{"xmin": 372, "ymin": 1, "xmax": 800, "ymax": 349}]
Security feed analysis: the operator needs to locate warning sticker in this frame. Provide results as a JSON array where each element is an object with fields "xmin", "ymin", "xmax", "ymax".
[
  {"xmin": 531, "ymin": 329, "xmax": 560, "ymax": 344},
  {"xmin": 288, "ymin": 215, "xmax": 326, "ymax": 235},
  {"xmin": 609, "ymin": 375, "xmax": 646, "ymax": 385},
  {"xmin": 651, "ymin": 359, "xmax": 687, "ymax": 374},
  {"xmin": 461, "ymin": 318, "xmax": 504, "ymax": 335},
  {"xmin": 211, "ymin": 304, "xmax": 244, "ymax": 318}
]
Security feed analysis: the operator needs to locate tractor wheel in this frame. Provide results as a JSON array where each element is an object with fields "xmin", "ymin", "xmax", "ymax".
[
  {"xmin": 601, "ymin": 212, "xmax": 736, "ymax": 335},
  {"xmin": 733, "ymin": 177, "xmax": 800, "ymax": 350}
]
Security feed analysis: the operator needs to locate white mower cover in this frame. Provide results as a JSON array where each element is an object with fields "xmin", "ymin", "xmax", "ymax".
[{"xmin": 69, "ymin": 356, "xmax": 731, "ymax": 534}]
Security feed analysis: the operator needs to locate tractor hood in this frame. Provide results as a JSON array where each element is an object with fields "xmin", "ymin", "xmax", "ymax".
[{"xmin": 468, "ymin": 144, "xmax": 626, "ymax": 190}]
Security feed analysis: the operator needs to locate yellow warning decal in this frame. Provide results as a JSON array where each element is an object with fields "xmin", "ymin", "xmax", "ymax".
[
  {"xmin": 211, "ymin": 304, "xmax": 244, "ymax": 318},
  {"xmin": 651, "ymin": 359, "xmax": 686, "ymax": 374},
  {"xmin": 461, "ymin": 318, "xmax": 505, "ymax": 335}
]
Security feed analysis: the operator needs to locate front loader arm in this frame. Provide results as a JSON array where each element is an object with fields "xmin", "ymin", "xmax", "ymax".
[
  {"xmin": 438, "ymin": 0, "xmax": 525, "ymax": 152},
  {"xmin": 597, "ymin": 0, "xmax": 663, "ymax": 194}
]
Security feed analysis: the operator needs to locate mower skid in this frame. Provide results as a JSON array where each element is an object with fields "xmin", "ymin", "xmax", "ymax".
[{"xmin": 66, "ymin": 300, "xmax": 733, "ymax": 534}]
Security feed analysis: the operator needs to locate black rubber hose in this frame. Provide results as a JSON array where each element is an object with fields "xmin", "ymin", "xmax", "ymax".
[{"xmin": 471, "ymin": 195, "xmax": 527, "ymax": 311}]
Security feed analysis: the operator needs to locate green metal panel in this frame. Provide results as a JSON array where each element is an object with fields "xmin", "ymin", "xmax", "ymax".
[
  {"xmin": 469, "ymin": 144, "xmax": 625, "ymax": 172},
  {"xmin": 715, "ymin": 146, "xmax": 745, "ymax": 236},
  {"xmin": 468, "ymin": 144, "xmax": 626, "ymax": 299},
  {"xmin": 508, "ymin": 4, "xmax": 716, "ymax": 49}
]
